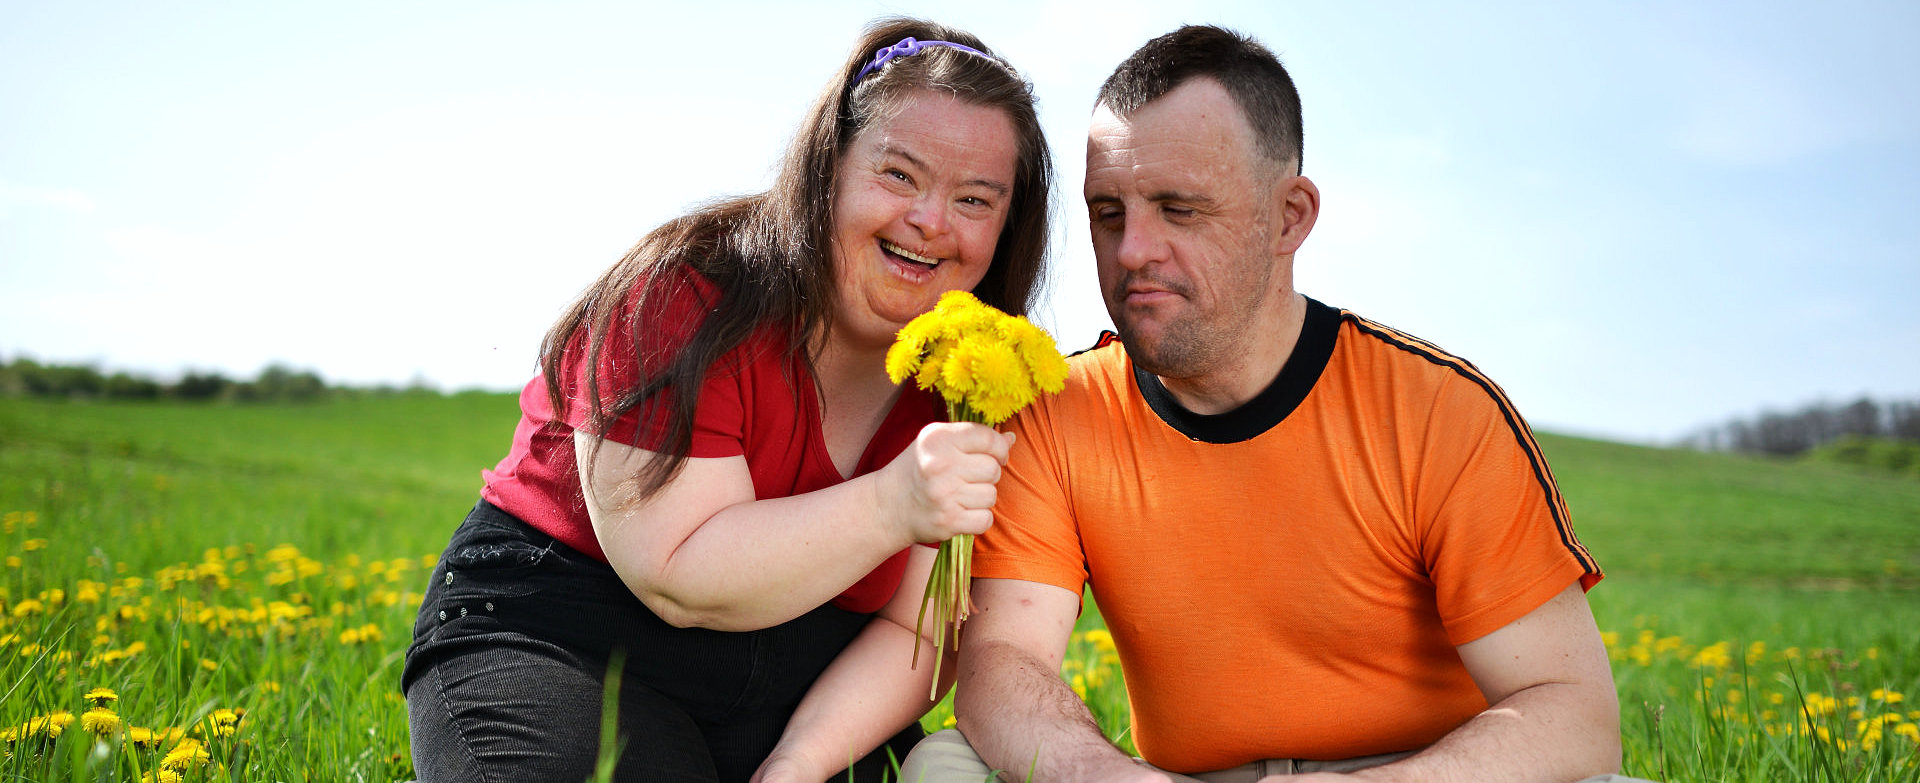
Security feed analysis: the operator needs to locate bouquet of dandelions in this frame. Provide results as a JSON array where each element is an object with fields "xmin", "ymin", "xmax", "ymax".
[{"xmin": 886, "ymin": 290, "xmax": 1069, "ymax": 689}]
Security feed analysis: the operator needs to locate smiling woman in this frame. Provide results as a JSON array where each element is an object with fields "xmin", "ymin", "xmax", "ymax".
[
  {"xmin": 398, "ymin": 17, "xmax": 1054, "ymax": 783},
  {"xmin": 829, "ymin": 90, "xmax": 1019, "ymax": 349}
]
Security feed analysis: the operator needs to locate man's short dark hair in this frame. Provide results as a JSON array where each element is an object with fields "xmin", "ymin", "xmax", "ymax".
[{"xmin": 1097, "ymin": 25, "xmax": 1303, "ymax": 173}]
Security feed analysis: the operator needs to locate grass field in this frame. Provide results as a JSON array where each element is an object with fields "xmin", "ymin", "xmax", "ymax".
[{"xmin": 3, "ymin": 395, "xmax": 1917, "ymax": 781}]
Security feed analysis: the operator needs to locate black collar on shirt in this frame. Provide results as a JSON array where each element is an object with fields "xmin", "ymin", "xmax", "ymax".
[{"xmin": 1130, "ymin": 296, "xmax": 1341, "ymax": 444}]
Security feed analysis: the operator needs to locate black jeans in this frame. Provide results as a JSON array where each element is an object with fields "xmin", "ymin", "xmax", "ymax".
[{"xmin": 403, "ymin": 501, "xmax": 922, "ymax": 782}]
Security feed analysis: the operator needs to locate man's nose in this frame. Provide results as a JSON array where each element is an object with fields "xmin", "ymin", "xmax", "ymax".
[{"xmin": 1114, "ymin": 214, "xmax": 1167, "ymax": 270}]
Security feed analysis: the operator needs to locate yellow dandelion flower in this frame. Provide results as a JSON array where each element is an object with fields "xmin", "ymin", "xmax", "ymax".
[
  {"xmin": 10, "ymin": 599, "xmax": 44, "ymax": 617},
  {"xmin": 203, "ymin": 708, "xmax": 242, "ymax": 737},
  {"xmin": 1080, "ymin": 629, "xmax": 1117, "ymax": 653},
  {"xmin": 86, "ymin": 687, "xmax": 118, "ymax": 705},
  {"xmin": 81, "ymin": 708, "xmax": 120, "ymax": 734},
  {"xmin": 33, "ymin": 711, "xmax": 74, "ymax": 739},
  {"xmin": 21, "ymin": 538, "xmax": 48, "ymax": 551},
  {"xmin": 885, "ymin": 331, "xmax": 930, "ymax": 384},
  {"xmin": 161, "ymin": 737, "xmax": 210, "ymax": 770},
  {"xmin": 157, "ymin": 769, "xmax": 184, "ymax": 783}
]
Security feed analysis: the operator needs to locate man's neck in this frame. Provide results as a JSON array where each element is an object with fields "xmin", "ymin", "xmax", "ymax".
[{"xmin": 1157, "ymin": 292, "xmax": 1308, "ymax": 416}]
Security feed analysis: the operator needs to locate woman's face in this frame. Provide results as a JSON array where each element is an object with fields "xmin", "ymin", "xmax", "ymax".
[{"xmin": 829, "ymin": 89, "xmax": 1020, "ymax": 349}]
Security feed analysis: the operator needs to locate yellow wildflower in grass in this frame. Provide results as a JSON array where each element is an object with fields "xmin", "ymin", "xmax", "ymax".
[
  {"xmin": 86, "ymin": 687, "xmax": 118, "ymax": 705},
  {"xmin": 161, "ymin": 737, "xmax": 211, "ymax": 770},
  {"xmin": 1080, "ymin": 629, "xmax": 1116, "ymax": 653},
  {"xmin": 200, "ymin": 708, "xmax": 243, "ymax": 737},
  {"xmin": 885, "ymin": 290, "xmax": 1070, "ymax": 694},
  {"xmin": 81, "ymin": 707, "xmax": 120, "ymax": 734},
  {"xmin": 128, "ymin": 726, "xmax": 166, "ymax": 749}
]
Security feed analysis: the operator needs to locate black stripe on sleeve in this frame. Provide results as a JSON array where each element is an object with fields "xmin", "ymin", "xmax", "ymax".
[{"xmin": 1343, "ymin": 315, "xmax": 1600, "ymax": 576}]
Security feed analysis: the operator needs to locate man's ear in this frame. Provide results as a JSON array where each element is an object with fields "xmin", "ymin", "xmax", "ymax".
[{"xmin": 1271, "ymin": 174, "xmax": 1320, "ymax": 256}]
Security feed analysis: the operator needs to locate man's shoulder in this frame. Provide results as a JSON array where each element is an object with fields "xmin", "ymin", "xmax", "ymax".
[
  {"xmin": 1330, "ymin": 308, "xmax": 1491, "ymax": 389},
  {"xmin": 1062, "ymin": 331, "xmax": 1133, "ymax": 386},
  {"xmin": 1327, "ymin": 306, "xmax": 1532, "ymax": 431}
]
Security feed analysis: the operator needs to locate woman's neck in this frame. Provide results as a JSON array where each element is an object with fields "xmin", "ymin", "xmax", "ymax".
[{"xmin": 811, "ymin": 328, "xmax": 905, "ymax": 478}]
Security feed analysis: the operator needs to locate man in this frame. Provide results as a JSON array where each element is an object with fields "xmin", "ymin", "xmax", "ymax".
[{"xmin": 901, "ymin": 25, "xmax": 1646, "ymax": 783}]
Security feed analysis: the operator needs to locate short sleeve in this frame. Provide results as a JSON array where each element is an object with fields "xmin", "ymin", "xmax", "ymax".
[
  {"xmin": 1420, "ymin": 375, "xmax": 1601, "ymax": 645},
  {"xmin": 972, "ymin": 392, "xmax": 1091, "ymax": 596}
]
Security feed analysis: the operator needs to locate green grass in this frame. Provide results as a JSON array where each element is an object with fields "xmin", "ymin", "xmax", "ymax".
[{"xmin": 2, "ymin": 398, "xmax": 1917, "ymax": 781}]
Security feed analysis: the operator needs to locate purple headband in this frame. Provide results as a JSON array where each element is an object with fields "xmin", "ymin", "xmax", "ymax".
[{"xmin": 851, "ymin": 36, "xmax": 996, "ymax": 84}]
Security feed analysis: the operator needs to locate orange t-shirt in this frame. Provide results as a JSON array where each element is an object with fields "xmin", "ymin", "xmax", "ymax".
[{"xmin": 974, "ymin": 298, "xmax": 1601, "ymax": 773}]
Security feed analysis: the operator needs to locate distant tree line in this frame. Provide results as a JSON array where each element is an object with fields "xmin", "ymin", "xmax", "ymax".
[
  {"xmin": 0, "ymin": 356, "xmax": 439, "ymax": 403},
  {"xmin": 1686, "ymin": 396, "xmax": 1920, "ymax": 456}
]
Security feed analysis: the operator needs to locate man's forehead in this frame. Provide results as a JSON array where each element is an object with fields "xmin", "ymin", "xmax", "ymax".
[{"xmin": 1089, "ymin": 81, "xmax": 1252, "ymax": 152}]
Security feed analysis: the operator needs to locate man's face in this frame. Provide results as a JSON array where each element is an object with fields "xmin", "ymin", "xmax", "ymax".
[{"xmin": 1084, "ymin": 78, "xmax": 1287, "ymax": 380}]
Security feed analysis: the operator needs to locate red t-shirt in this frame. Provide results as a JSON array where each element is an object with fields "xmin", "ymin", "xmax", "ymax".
[{"xmin": 481, "ymin": 270, "xmax": 941, "ymax": 614}]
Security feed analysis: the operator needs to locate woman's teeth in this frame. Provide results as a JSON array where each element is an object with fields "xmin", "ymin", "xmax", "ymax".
[{"xmin": 883, "ymin": 240, "xmax": 940, "ymax": 268}]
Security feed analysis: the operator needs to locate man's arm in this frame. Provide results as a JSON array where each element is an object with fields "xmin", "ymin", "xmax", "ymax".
[
  {"xmin": 1286, "ymin": 581, "xmax": 1620, "ymax": 783},
  {"xmin": 956, "ymin": 577, "xmax": 1172, "ymax": 783}
]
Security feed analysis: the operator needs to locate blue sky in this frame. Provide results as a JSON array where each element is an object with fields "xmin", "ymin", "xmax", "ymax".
[{"xmin": 3, "ymin": 1, "xmax": 1916, "ymax": 444}]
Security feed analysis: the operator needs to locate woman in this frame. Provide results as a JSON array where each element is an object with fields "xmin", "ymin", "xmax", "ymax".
[{"xmin": 401, "ymin": 17, "xmax": 1053, "ymax": 783}]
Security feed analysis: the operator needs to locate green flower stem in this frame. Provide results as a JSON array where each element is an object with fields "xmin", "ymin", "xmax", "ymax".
[{"xmin": 912, "ymin": 402, "xmax": 986, "ymax": 699}]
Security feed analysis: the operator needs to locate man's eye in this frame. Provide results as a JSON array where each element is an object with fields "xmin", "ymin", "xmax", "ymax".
[{"xmin": 1163, "ymin": 205, "xmax": 1195, "ymax": 219}]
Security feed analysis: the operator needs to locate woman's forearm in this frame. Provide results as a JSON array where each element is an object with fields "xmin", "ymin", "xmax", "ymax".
[
  {"xmin": 580, "ymin": 425, "xmax": 1007, "ymax": 631},
  {"xmin": 755, "ymin": 545, "xmax": 953, "ymax": 782},
  {"xmin": 756, "ymin": 613, "xmax": 946, "ymax": 782}
]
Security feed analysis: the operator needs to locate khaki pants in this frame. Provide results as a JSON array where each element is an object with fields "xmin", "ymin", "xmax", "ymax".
[{"xmin": 898, "ymin": 728, "xmax": 1659, "ymax": 783}]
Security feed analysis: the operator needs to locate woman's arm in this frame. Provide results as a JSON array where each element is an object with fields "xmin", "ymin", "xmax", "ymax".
[
  {"xmin": 749, "ymin": 544, "xmax": 953, "ymax": 783},
  {"xmin": 578, "ymin": 422, "xmax": 1011, "ymax": 631}
]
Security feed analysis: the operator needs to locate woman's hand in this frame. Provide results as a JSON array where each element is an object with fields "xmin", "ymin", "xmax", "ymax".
[{"xmin": 882, "ymin": 421, "xmax": 1015, "ymax": 544}]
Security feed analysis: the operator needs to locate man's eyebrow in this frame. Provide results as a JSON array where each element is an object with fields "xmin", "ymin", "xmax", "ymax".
[
  {"xmin": 1084, "ymin": 190, "xmax": 1218, "ymax": 208},
  {"xmin": 880, "ymin": 142, "xmax": 1012, "ymax": 197},
  {"xmin": 1148, "ymin": 190, "xmax": 1217, "ymax": 207}
]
